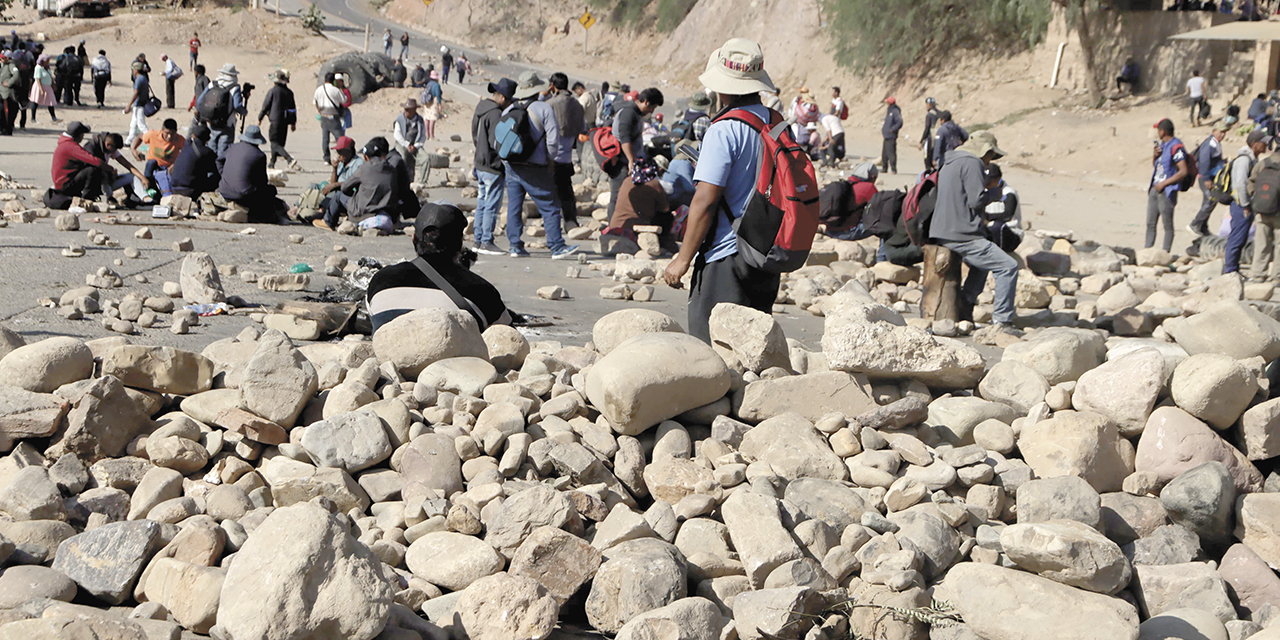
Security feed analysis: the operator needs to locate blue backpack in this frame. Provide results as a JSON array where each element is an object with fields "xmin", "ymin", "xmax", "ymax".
[{"xmin": 494, "ymin": 102, "xmax": 540, "ymax": 163}]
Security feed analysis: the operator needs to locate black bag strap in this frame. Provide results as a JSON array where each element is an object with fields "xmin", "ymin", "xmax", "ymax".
[{"xmin": 411, "ymin": 257, "xmax": 488, "ymax": 330}]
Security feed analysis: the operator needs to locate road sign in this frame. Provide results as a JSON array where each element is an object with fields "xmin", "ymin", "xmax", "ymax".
[
  {"xmin": 421, "ymin": 0, "xmax": 433, "ymax": 6},
  {"xmin": 579, "ymin": 10, "xmax": 595, "ymax": 30}
]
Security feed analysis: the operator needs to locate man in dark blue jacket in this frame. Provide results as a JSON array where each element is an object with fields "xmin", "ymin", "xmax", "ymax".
[
  {"xmin": 168, "ymin": 123, "xmax": 219, "ymax": 200},
  {"xmin": 218, "ymin": 125, "xmax": 285, "ymax": 223},
  {"xmin": 881, "ymin": 96, "xmax": 902, "ymax": 174},
  {"xmin": 933, "ymin": 111, "xmax": 969, "ymax": 169},
  {"xmin": 1189, "ymin": 125, "xmax": 1226, "ymax": 236}
]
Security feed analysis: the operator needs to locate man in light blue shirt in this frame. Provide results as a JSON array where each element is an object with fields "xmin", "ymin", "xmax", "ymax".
[
  {"xmin": 503, "ymin": 70, "xmax": 578, "ymax": 260},
  {"xmin": 662, "ymin": 38, "xmax": 782, "ymax": 343}
]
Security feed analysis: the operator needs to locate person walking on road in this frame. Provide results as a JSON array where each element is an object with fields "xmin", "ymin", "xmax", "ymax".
[
  {"xmin": 1224, "ymin": 129, "xmax": 1271, "ymax": 274},
  {"xmin": 383, "ymin": 29, "xmax": 393, "ymax": 57},
  {"xmin": 314, "ymin": 71, "xmax": 347, "ymax": 165},
  {"xmin": 90, "ymin": 50, "xmax": 110, "ymax": 109},
  {"xmin": 471, "ymin": 78, "xmax": 512, "ymax": 256},
  {"xmin": 188, "ymin": 64, "xmax": 209, "ymax": 112},
  {"xmin": 1189, "ymin": 124, "xmax": 1227, "ymax": 236},
  {"xmin": 121, "ymin": 60, "xmax": 150, "ymax": 139},
  {"xmin": 1147, "ymin": 118, "xmax": 1190, "ymax": 253},
  {"xmin": 881, "ymin": 96, "xmax": 902, "ymax": 173},
  {"xmin": 1187, "ymin": 69, "xmax": 1208, "ymax": 128},
  {"xmin": 546, "ymin": 71, "xmax": 585, "ymax": 231},
  {"xmin": 393, "ymin": 98, "xmax": 431, "ymax": 184},
  {"xmin": 456, "ymin": 55, "xmax": 469, "ymax": 84},
  {"xmin": 502, "ymin": 71, "xmax": 578, "ymax": 260},
  {"xmin": 441, "ymin": 47, "xmax": 454, "ymax": 84},
  {"xmin": 420, "ymin": 70, "xmax": 442, "ymax": 140},
  {"xmin": 0, "ymin": 52, "xmax": 19, "ymax": 136},
  {"xmin": 188, "ymin": 33, "xmax": 200, "ymax": 71},
  {"xmin": 162, "ymin": 54, "xmax": 182, "ymax": 110},
  {"xmin": 919, "ymin": 97, "xmax": 940, "ymax": 172},
  {"xmin": 257, "ymin": 69, "xmax": 299, "ymax": 170},
  {"xmin": 399, "ymin": 32, "xmax": 410, "ymax": 60}
]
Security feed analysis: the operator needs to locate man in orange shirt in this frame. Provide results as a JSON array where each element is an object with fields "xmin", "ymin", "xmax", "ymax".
[{"xmin": 129, "ymin": 118, "xmax": 185, "ymax": 194}]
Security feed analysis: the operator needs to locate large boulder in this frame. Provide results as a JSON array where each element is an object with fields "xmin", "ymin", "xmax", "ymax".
[
  {"xmin": 238, "ymin": 330, "xmax": 318, "ymax": 429},
  {"xmin": 1001, "ymin": 328, "xmax": 1107, "ymax": 385},
  {"xmin": 52, "ymin": 520, "xmax": 162, "ymax": 605},
  {"xmin": 1071, "ymin": 348, "xmax": 1165, "ymax": 437},
  {"xmin": 0, "ymin": 387, "xmax": 70, "ymax": 441},
  {"xmin": 738, "ymin": 413, "xmax": 847, "ymax": 481},
  {"xmin": 708, "ymin": 303, "xmax": 790, "ymax": 373},
  {"xmin": 592, "ymin": 309, "xmax": 685, "ymax": 355},
  {"xmin": 100, "ymin": 345, "xmax": 214, "ymax": 395},
  {"xmin": 1130, "ymin": 562, "xmax": 1235, "ymax": 623},
  {"xmin": 405, "ymin": 532, "xmax": 504, "ymax": 592},
  {"xmin": 48, "ymin": 375, "xmax": 152, "ymax": 462},
  {"xmin": 399, "ymin": 433, "xmax": 463, "ymax": 501},
  {"xmin": 1135, "ymin": 407, "xmax": 1263, "ymax": 493},
  {"xmin": 926, "ymin": 396, "xmax": 1020, "ymax": 446},
  {"xmin": 999, "ymin": 519, "xmax": 1131, "ymax": 594},
  {"xmin": 938, "ymin": 563, "xmax": 1139, "ymax": 640},
  {"xmin": 1018, "ymin": 411, "xmax": 1133, "ymax": 493},
  {"xmin": 1242, "ymin": 398, "xmax": 1280, "ymax": 461},
  {"xmin": 1235, "ymin": 493, "xmax": 1280, "ymax": 568},
  {"xmin": 1160, "ymin": 461, "xmax": 1236, "ymax": 548},
  {"xmin": 1169, "ymin": 353, "xmax": 1257, "ymax": 430},
  {"xmin": 0, "ymin": 337, "xmax": 93, "ymax": 393},
  {"xmin": 483, "ymin": 484, "xmax": 579, "ymax": 559},
  {"xmin": 1218, "ymin": 543, "xmax": 1280, "ymax": 619},
  {"xmin": 373, "ymin": 308, "xmax": 488, "ymax": 378},
  {"xmin": 455, "ymin": 572, "xmax": 559, "ymax": 640},
  {"xmin": 1166, "ymin": 300, "xmax": 1280, "ymax": 360},
  {"xmin": 179, "ymin": 252, "xmax": 225, "ymax": 304},
  {"xmin": 585, "ymin": 538, "xmax": 687, "ymax": 634},
  {"xmin": 586, "ymin": 333, "xmax": 731, "ymax": 436},
  {"xmin": 978, "ymin": 360, "xmax": 1050, "ymax": 414},
  {"xmin": 720, "ymin": 489, "xmax": 805, "ymax": 588},
  {"xmin": 509, "ymin": 526, "xmax": 603, "ymax": 604},
  {"xmin": 821, "ymin": 302, "xmax": 984, "ymax": 389},
  {"xmin": 143, "ymin": 558, "xmax": 224, "ymax": 634},
  {"xmin": 783, "ymin": 478, "xmax": 867, "ymax": 530},
  {"xmin": 299, "ymin": 410, "xmax": 392, "ymax": 473},
  {"xmin": 738, "ymin": 371, "xmax": 877, "ymax": 424},
  {"xmin": 215, "ymin": 503, "xmax": 393, "ymax": 640},
  {"xmin": 615, "ymin": 597, "xmax": 725, "ymax": 640}
]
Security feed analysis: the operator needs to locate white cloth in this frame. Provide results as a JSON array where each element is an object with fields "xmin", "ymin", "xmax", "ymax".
[
  {"xmin": 1187, "ymin": 76, "xmax": 1206, "ymax": 99},
  {"xmin": 831, "ymin": 97, "xmax": 845, "ymax": 115},
  {"xmin": 164, "ymin": 58, "xmax": 182, "ymax": 80},
  {"xmin": 125, "ymin": 106, "xmax": 148, "ymax": 146},
  {"xmin": 820, "ymin": 114, "xmax": 844, "ymax": 137},
  {"xmin": 90, "ymin": 55, "xmax": 111, "ymax": 77},
  {"xmin": 313, "ymin": 83, "xmax": 344, "ymax": 117}
]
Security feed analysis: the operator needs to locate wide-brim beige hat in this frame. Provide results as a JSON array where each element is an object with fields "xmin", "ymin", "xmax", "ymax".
[
  {"xmin": 698, "ymin": 38, "xmax": 775, "ymax": 96},
  {"xmin": 514, "ymin": 70, "xmax": 549, "ymax": 99},
  {"xmin": 957, "ymin": 130, "xmax": 1007, "ymax": 159}
]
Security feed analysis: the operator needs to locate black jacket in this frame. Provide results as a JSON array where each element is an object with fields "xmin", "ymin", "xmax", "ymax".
[
  {"xmin": 385, "ymin": 150, "xmax": 417, "ymax": 222},
  {"xmin": 472, "ymin": 99, "xmax": 504, "ymax": 175},
  {"xmin": 257, "ymin": 84, "xmax": 296, "ymax": 126},
  {"xmin": 341, "ymin": 156, "xmax": 401, "ymax": 223},
  {"xmin": 170, "ymin": 137, "xmax": 219, "ymax": 197},
  {"xmin": 218, "ymin": 142, "xmax": 269, "ymax": 201},
  {"xmin": 881, "ymin": 104, "xmax": 902, "ymax": 140}
]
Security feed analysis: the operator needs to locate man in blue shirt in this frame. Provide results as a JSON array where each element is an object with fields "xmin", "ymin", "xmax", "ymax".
[
  {"xmin": 662, "ymin": 38, "xmax": 781, "ymax": 343},
  {"xmin": 1189, "ymin": 124, "xmax": 1226, "ymax": 236},
  {"xmin": 1148, "ymin": 118, "xmax": 1190, "ymax": 253}
]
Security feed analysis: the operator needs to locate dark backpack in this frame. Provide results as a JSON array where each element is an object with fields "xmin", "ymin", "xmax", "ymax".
[
  {"xmin": 494, "ymin": 102, "xmax": 541, "ymax": 163},
  {"xmin": 1254, "ymin": 156, "xmax": 1280, "ymax": 215},
  {"xmin": 712, "ymin": 107, "xmax": 821, "ymax": 274},
  {"xmin": 670, "ymin": 119, "xmax": 693, "ymax": 141},
  {"xmin": 1200, "ymin": 101, "xmax": 1212, "ymax": 120},
  {"xmin": 819, "ymin": 181, "xmax": 853, "ymax": 229},
  {"xmin": 864, "ymin": 189, "xmax": 906, "ymax": 239},
  {"xmin": 196, "ymin": 84, "xmax": 233, "ymax": 125},
  {"xmin": 1209, "ymin": 160, "xmax": 1234, "ymax": 204},
  {"xmin": 1171, "ymin": 142, "xmax": 1198, "ymax": 192},
  {"xmin": 902, "ymin": 171, "xmax": 940, "ymax": 247}
]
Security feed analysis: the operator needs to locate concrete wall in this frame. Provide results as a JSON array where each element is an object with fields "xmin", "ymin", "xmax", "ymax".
[{"xmin": 1039, "ymin": 7, "xmax": 1237, "ymax": 96}]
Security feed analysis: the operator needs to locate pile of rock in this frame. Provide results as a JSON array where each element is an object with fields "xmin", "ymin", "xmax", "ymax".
[{"xmin": 5, "ymin": 257, "xmax": 1280, "ymax": 639}]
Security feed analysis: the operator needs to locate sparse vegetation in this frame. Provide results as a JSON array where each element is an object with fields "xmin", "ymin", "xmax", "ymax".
[
  {"xmin": 302, "ymin": 2, "xmax": 325, "ymax": 34},
  {"xmin": 655, "ymin": 0, "xmax": 697, "ymax": 32}
]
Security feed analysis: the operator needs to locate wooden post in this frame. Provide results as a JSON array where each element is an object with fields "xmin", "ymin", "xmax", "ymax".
[
  {"xmin": 921, "ymin": 245, "xmax": 961, "ymax": 322},
  {"xmin": 583, "ymin": 24, "xmax": 588, "ymax": 56},
  {"xmin": 364, "ymin": 22, "xmax": 370, "ymax": 53}
]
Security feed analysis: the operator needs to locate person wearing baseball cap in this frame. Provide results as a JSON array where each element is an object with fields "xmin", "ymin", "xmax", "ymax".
[
  {"xmin": 365, "ymin": 202, "xmax": 512, "ymax": 333},
  {"xmin": 320, "ymin": 136, "xmax": 401, "ymax": 234},
  {"xmin": 930, "ymin": 128, "xmax": 1020, "ymax": 336},
  {"xmin": 169, "ymin": 122, "xmax": 219, "ymax": 201},
  {"xmin": 662, "ymin": 37, "xmax": 783, "ymax": 343},
  {"xmin": 307, "ymin": 135, "xmax": 364, "ymax": 228},
  {"xmin": 881, "ymin": 96, "xmax": 902, "ymax": 174},
  {"xmin": 1148, "ymin": 117, "xmax": 1189, "ymax": 254},
  {"xmin": 502, "ymin": 70, "xmax": 579, "ymax": 259},
  {"xmin": 1224, "ymin": 128, "xmax": 1275, "ymax": 276},
  {"xmin": 471, "ymin": 78, "xmax": 515, "ymax": 255}
]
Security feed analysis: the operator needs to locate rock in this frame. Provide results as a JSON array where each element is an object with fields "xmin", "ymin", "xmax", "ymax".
[
  {"xmin": 1169, "ymin": 354, "xmax": 1256, "ymax": 430},
  {"xmin": 733, "ymin": 586, "xmax": 821, "ymax": 640},
  {"xmin": 1101, "ymin": 493, "xmax": 1170, "ymax": 547},
  {"xmin": 1241, "ymin": 398, "xmax": 1280, "ymax": 460},
  {"xmin": 1123, "ymin": 524, "xmax": 1201, "ymax": 566},
  {"xmin": 1000, "ymin": 519, "xmax": 1131, "ymax": 594},
  {"xmin": 1097, "ymin": 282, "xmax": 1142, "ymax": 315},
  {"xmin": 258, "ymin": 457, "xmax": 370, "ymax": 513},
  {"xmin": 406, "ymin": 531, "xmax": 504, "ymax": 591},
  {"xmin": 456, "ymin": 572, "xmax": 559, "ymax": 640},
  {"xmin": 938, "ymin": 563, "xmax": 1139, "ymax": 640},
  {"xmin": 978, "ymin": 360, "xmax": 1050, "ymax": 414},
  {"xmin": 1234, "ymin": 492, "xmax": 1280, "ymax": 569},
  {"xmin": 483, "ymin": 325, "xmax": 530, "ymax": 371},
  {"xmin": 50, "ymin": 375, "xmax": 153, "ymax": 462},
  {"xmin": 822, "ymin": 299, "xmax": 984, "ymax": 389},
  {"xmin": 239, "ymin": 330, "xmax": 317, "ymax": 429},
  {"xmin": 783, "ymin": 478, "xmax": 867, "ymax": 530},
  {"xmin": 586, "ymin": 333, "xmax": 730, "ymax": 436},
  {"xmin": 418, "ymin": 357, "xmax": 498, "ymax": 398},
  {"xmin": 1167, "ymin": 300, "xmax": 1280, "ymax": 360},
  {"xmin": 144, "ymin": 436, "xmax": 208, "ymax": 474},
  {"xmin": 0, "ymin": 565, "xmax": 77, "ymax": 608},
  {"xmin": 1131, "ymin": 562, "xmax": 1235, "ymax": 623},
  {"xmin": 54, "ymin": 213, "xmax": 79, "ymax": 231},
  {"xmin": 738, "ymin": 371, "xmax": 877, "ymax": 425},
  {"xmin": 509, "ymin": 526, "xmax": 603, "ymax": 603},
  {"xmin": 926, "ymin": 397, "xmax": 1020, "ymax": 445},
  {"xmin": 1135, "ymin": 407, "xmax": 1263, "ymax": 493},
  {"xmin": 1016, "ymin": 272, "xmax": 1053, "ymax": 309},
  {"xmin": 178, "ymin": 252, "xmax": 225, "ymax": 304},
  {"xmin": 373, "ymin": 308, "xmax": 488, "ymax": 378},
  {"xmin": 0, "ymin": 387, "xmax": 69, "ymax": 440},
  {"xmin": 1002, "ymin": 327, "xmax": 1107, "ymax": 384},
  {"xmin": 1018, "ymin": 411, "xmax": 1133, "ymax": 493},
  {"xmin": 0, "ymin": 337, "xmax": 93, "ymax": 393},
  {"xmin": 1218, "ymin": 543, "xmax": 1280, "ymax": 619},
  {"xmin": 643, "ymin": 458, "xmax": 714, "ymax": 504},
  {"xmin": 100, "ymin": 345, "xmax": 214, "ymax": 395},
  {"xmin": 720, "ymin": 489, "xmax": 804, "ymax": 588},
  {"xmin": 592, "ymin": 310, "xmax": 685, "ymax": 356},
  {"xmin": 708, "ymin": 303, "xmax": 790, "ymax": 373},
  {"xmin": 537, "ymin": 285, "xmax": 568, "ymax": 300},
  {"xmin": 1138, "ymin": 608, "xmax": 1227, "ymax": 640},
  {"xmin": 300, "ymin": 410, "xmax": 392, "ymax": 473},
  {"xmin": 739, "ymin": 413, "xmax": 846, "ymax": 481},
  {"xmin": 483, "ymin": 484, "xmax": 578, "ymax": 559},
  {"xmin": 52, "ymin": 520, "xmax": 161, "ymax": 605},
  {"xmin": 143, "ymin": 558, "xmax": 223, "ymax": 633},
  {"xmin": 262, "ymin": 314, "xmax": 321, "ymax": 341},
  {"xmin": 258, "ymin": 274, "xmax": 310, "ymax": 291},
  {"xmin": 615, "ymin": 597, "xmax": 725, "ymax": 640},
  {"xmin": 1017, "ymin": 476, "xmax": 1103, "ymax": 529},
  {"xmin": 216, "ymin": 504, "xmax": 391, "ymax": 639},
  {"xmin": 399, "ymin": 433, "xmax": 463, "ymax": 501},
  {"xmin": 886, "ymin": 505, "xmax": 962, "ymax": 579},
  {"xmin": 1071, "ymin": 348, "xmax": 1165, "ymax": 437},
  {"xmin": 585, "ymin": 538, "xmax": 687, "ymax": 634},
  {"xmin": 1160, "ymin": 461, "xmax": 1236, "ymax": 547}
]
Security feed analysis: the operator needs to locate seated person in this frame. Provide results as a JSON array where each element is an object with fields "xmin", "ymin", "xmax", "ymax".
[
  {"xmin": 1116, "ymin": 57, "xmax": 1139, "ymax": 93},
  {"xmin": 82, "ymin": 130, "xmax": 151, "ymax": 207},
  {"xmin": 129, "ymin": 117, "xmax": 185, "ymax": 195},
  {"xmin": 366, "ymin": 202, "xmax": 511, "ymax": 332},
  {"xmin": 410, "ymin": 64, "xmax": 427, "ymax": 88},
  {"xmin": 660, "ymin": 156, "xmax": 696, "ymax": 210},
  {"xmin": 310, "ymin": 135, "xmax": 364, "ymax": 227},
  {"xmin": 217, "ymin": 125, "xmax": 287, "ymax": 223},
  {"xmin": 49, "ymin": 121, "xmax": 106, "ymax": 203},
  {"xmin": 822, "ymin": 162, "xmax": 880, "ymax": 240},
  {"xmin": 602, "ymin": 161, "xmax": 676, "ymax": 253},
  {"xmin": 320, "ymin": 136, "xmax": 400, "ymax": 234},
  {"xmin": 385, "ymin": 146, "xmax": 419, "ymax": 222},
  {"xmin": 169, "ymin": 123, "xmax": 219, "ymax": 200},
  {"xmin": 981, "ymin": 164, "xmax": 1023, "ymax": 253}
]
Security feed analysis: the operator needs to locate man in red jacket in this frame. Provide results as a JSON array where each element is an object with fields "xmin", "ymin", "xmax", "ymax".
[{"xmin": 50, "ymin": 121, "xmax": 104, "ymax": 199}]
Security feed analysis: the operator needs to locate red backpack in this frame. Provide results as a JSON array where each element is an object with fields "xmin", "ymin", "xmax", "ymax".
[
  {"xmin": 902, "ymin": 171, "xmax": 939, "ymax": 247},
  {"xmin": 712, "ymin": 107, "xmax": 820, "ymax": 273},
  {"xmin": 591, "ymin": 127, "xmax": 625, "ymax": 176}
]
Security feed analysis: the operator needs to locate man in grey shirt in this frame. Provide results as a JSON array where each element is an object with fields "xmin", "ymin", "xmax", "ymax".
[
  {"xmin": 503, "ymin": 71, "xmax": 578, "ymax": 259},
  {"xmin": 928, "ymin": 130, "xmax": 1018, "ymax": 333},
  {"xmin": 608, "ymin": 87, "xmax": 663, "ymax": 218},
  {"xmin": 1225, "ymin": 128, "xmax": 1272, "ymax": 275}
]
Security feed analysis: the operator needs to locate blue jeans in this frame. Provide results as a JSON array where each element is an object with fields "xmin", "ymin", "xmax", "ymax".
[
  {"xmin": 475, "ymin": 169, "xmax": 503, "ymax": 245},
  {"xmin": 209, "ymin": 126, "xmax": 234, "ymax": 173},
  {"xmin": 505, "ymin": 163, "xmax": 566, "ymax": 253},
  {"xmin": 939, "ymin": 237, "xmax": 1019, "ymax": 325},
  {"xmin": 1225, "ymin": 201, "xmax": 1254, "ymax": 274},
  {"xmin": 320, "ymin": 116, "xmax": 345, "ymax": 164}
]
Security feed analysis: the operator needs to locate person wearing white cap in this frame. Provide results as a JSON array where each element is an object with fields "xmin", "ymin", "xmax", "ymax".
[
  {"xmin": 199, "ymin": 63, "xmax": 246, "ymax": 174},
  {"xmin": 1225, "ymin": 128, "xmax": 1273, "ymax": 276},
  {"xmin": 661, "ymin": 37, "xmax": 783, "ymax": 343}
]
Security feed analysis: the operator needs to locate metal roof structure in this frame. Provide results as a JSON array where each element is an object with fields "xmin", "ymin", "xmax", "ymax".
[{"xmin": 1170, "ymin": 21, "xmax": 1280, "ymax": 41}]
